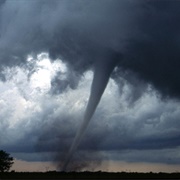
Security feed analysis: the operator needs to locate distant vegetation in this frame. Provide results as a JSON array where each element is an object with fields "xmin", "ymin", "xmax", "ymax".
[
  {"xmin": 0, "ymin": 171, "xmax": 180, "ymax": 179},
  {"xmin": 0, "ymin": 150, "xmax": 14, "ymax": 172}
]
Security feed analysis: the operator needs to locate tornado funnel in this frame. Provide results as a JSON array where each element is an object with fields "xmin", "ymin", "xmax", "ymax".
[{"xmin": 62, "ymin": 52, "xmax": 121, "ymax": 171}]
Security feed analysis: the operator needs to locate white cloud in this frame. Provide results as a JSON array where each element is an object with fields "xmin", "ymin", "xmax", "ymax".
[{"xmin": 1, "ymin": 53, "xmax": 180, "ymax": 167}]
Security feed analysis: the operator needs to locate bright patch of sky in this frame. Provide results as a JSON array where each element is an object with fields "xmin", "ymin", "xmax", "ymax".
[
  {"xmin": 29, "ymin": 53, "xmax": 67, "ymax": 92},
  {"xmin": 0, "ymin": 53, "xmax": 66, "ymax": 133}
]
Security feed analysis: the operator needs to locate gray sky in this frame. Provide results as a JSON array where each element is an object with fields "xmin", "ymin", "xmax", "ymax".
[{"xmin": 1, "ymin": 0, "xmax": 180, "ymax": 172}]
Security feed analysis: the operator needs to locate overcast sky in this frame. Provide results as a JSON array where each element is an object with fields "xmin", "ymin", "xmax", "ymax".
[{"xmin": 1, "ymin": 0, "xmax": 180, "ymax": 172}]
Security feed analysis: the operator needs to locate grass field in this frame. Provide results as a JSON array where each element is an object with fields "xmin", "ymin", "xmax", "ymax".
[{"xmin": 0, "ymin": 171, "xmax": 180, "ymax": 179}]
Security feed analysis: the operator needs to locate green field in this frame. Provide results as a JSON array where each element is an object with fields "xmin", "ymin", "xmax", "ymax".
[{"xmin": 0, "ymin": 171, "xmax": 180, "ymax": 179}]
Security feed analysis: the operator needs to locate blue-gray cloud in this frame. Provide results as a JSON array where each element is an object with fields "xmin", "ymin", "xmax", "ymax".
[{"xmin": 1, "ymin": 0, "xmax": 180, "ymax": 170}]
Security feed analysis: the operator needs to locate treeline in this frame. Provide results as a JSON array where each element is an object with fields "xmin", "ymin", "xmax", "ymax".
[{"xmin": 0, "ymin": 171, "xmax": 180, "ymax": 179}]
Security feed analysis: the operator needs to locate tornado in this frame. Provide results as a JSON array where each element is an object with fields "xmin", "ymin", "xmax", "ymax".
[{"xmin": 62, "ymin": 52, "xmax": 120, "ymax": 171}]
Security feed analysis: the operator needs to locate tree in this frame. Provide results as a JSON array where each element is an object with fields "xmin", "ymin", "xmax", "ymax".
[{"xmin": 0, "ymin": 150, "xmax": 14, "ymax": 172}]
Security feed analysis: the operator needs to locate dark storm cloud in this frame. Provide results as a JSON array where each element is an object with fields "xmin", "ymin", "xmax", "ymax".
[
  {"xmin": 1, "ymin": 0, "xmax": 180, "ymax": 170},
  {"xmin": 120, "ymin": 1, "xmax": 180, "ymax": 98},
  {"xmin": 112, "ymin": 68, "xmax": 149, "ymax": 105},
  {"xmin": 51, "ymin": 70, "xmax": 81, "ymax": 94},
  {"xmin": 0, "ymin": 0, "xmax": 180, "ymax": 98},
  {"xmin": 105, "ymin": 147, "xmax": 180, "ymax": 165}
]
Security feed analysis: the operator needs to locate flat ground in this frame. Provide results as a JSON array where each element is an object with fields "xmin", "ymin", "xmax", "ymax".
[{"xmin": 0, "ymin": 171, "xmax": 180, "ymax": 179}]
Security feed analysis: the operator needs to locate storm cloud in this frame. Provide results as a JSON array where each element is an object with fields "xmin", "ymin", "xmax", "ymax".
[
  {"xmin": 0, "ymin": 0, "xmax": 180, "ymax": 96},
  {"xmin": 1, "ymin": 0, "xmax": 180, "ymax": 171}
]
